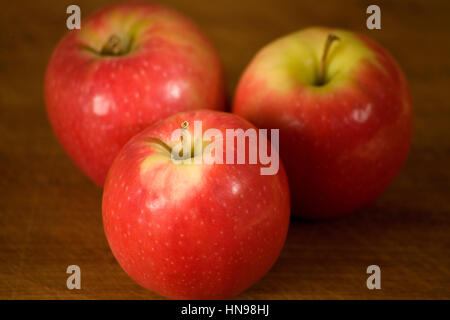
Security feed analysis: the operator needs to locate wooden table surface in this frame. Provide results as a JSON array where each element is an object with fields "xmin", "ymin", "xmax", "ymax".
[{"xmin": 1, "ymin": 0, "xmax": 449, "ymax": 299}]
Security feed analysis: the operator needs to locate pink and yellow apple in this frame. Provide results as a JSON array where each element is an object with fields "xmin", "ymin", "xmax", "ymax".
[
  {"xmin": 233, "ymin": 27, "xmax": 413, "ymax": 218},
  {"xmin": 102, "ymin": 110, "xmax": 290, "ymax": 299},
  {"xmin": 45, "ymin": 2, "xmax": 225, "ymax": 186}
]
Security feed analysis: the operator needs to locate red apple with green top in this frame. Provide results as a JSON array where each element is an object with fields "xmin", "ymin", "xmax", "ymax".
[
  {"xmin": 233, "ymin": 27, "xmax": 413, "ymax": 219},
  {"xmin": 102, "ymin": 110, "xmax": 290, "ymax": 299},
  {"xmin": 45, "ymin": 2, "xmax": 225, "ymax": 186}
]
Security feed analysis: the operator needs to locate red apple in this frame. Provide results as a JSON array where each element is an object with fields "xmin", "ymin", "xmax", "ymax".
[
  {"xmin": 102, "ymin": 110, "xmax": 290, "ymax": 299},
  {"xmin": 233, "ymin": 27, "xmax": 413, "ymax": 218},
  {"xmin": 45, "ymin": 2, "xmax": 225, "ymax": 186}
]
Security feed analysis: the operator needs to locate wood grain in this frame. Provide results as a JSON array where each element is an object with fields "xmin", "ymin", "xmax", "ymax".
[{"xmin": 0, "ymin": 0, "xmax": 449, "ymax": 299}]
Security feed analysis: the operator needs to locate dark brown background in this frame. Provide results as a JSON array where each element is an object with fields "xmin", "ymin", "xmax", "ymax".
[{"xmin": 1, "ymin": 0, "xmax": 449, "ymax": 299}]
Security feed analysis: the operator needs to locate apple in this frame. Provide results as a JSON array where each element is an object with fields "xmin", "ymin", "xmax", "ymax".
[
  {"xmin": 45, "ymin": 2, "xmax": 225, "ymax": 186},
  {"xmin": 102, "ymin": 110, "xmax": 290, "ymax": 299},
  {"xmin": 233, "ymin": 27, "xmax": 413, "ymax": 218}
]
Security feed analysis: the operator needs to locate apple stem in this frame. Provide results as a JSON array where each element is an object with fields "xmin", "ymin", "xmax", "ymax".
[
  {"xmin": 101, "ymin": 35, "xmax": 125, "ymax": 56},
  {"xmin": 316, "ymin": 34, "xmax": 340, "ymax": 86},
  {"xmin": 145, "ymin": 137, "xmax": 173, "ymax": 154},
  {"xmin": 144, "ymin": 121, "xmax": 190, "ymax": 157}
]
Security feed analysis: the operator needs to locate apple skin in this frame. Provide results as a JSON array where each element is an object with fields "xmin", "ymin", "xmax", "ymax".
[
  {"xmin": 233, "ymin": 27, "xmax": 413, "ymax": 219},
  {"xmin": 102, "ymin": 110, "xmax": 290, "ymax": 299},
  {"xmin": 45, "ymin": 2, "xmax": 225, "ymax": 186}
]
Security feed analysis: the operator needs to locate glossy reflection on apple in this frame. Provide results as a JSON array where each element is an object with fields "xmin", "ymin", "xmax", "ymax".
[
  {"xmin": 45, "ymin": 2, "xmax": 226, "ymax": 186},
  {"xmin": 233, "ymin": 27, "xmax": 413, "ymax": 219}
]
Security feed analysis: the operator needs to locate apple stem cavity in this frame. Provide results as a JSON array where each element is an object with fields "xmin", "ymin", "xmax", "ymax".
[{"xmin": 316, "ymin": 34, "xmax": 340, "ymax": 86}]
